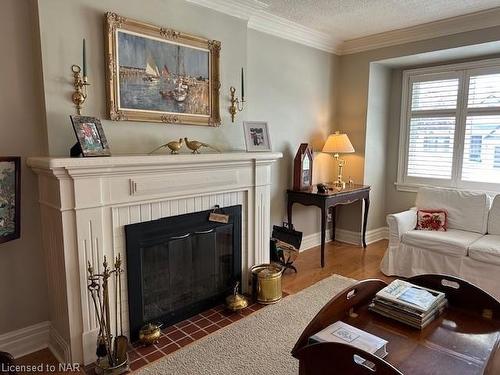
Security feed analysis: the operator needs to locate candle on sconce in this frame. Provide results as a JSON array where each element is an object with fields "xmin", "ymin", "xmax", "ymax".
[
  {"xmin": 241, "ymin": 67, "xmax": 244, "ymax": 100},
  {"xmin": 82, "ymin": 38, "xmax": 87, "ymax": 77}
]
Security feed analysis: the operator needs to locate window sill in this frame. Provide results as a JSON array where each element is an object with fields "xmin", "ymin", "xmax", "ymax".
[{"xmin": 394, "ymin": 182, "xmax": 422, "ymax": 193}]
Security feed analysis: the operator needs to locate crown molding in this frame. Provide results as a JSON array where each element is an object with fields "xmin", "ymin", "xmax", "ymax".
[
  {"xmin": 186, "ymin": 0, "xmax": 341, "ymax": 53},
  {"xmin": 247, "ymin": 10, "xmax": 341, "ymax": 53},
  {"xmin": 186, "ymin": 0, "xmax": 267, "ymax": 21},
  {"xmin": 186, "ymin": 1, "xmax": 500, "ymax": 56},
  {"xmin": 340, "ymin": 7, "xmax": 500, "ymax": 55}
]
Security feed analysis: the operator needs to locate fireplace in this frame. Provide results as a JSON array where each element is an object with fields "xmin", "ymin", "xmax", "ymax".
[
  {"xmin": 125, "ymin": 205, "xmax": 242, "ymax": 340},
  {"xmin": 28, "ymin": 152, "xmax": 281, "ymax": 363}
]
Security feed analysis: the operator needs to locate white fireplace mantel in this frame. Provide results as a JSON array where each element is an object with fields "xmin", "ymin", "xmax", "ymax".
[{"xmin": 27, "ymin": 151, "xmax": 282, "ymax": 364}]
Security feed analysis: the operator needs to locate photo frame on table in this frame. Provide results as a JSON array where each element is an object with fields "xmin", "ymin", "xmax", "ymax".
[
  {"xmin": 0, "ymin": 157, "xmax": 21, "ymax": 244},
  {"xmin": 104, "ymin": 12, "xmax": 221, "ymax": 126},
  {"xmin": 70, "ymin": 116, "xmax": 111, "ymax": 157},
  {"xmin": 243, "ymin": 121, "xmax": 272, "ymax": 152}
]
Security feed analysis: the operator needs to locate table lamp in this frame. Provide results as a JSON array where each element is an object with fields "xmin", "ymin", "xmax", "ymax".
[{"xmin": 322, "ymin": 131, "xmax": 355, "ymax": 189}]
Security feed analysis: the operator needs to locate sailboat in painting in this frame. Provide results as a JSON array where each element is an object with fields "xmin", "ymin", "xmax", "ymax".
[
  {"xmin": 143, "ymin": 54, "xmax": 160, "ymax": 82},
  {"xmin": 172, "ymin": 45, "xmax": 188, "ymax": 102}
]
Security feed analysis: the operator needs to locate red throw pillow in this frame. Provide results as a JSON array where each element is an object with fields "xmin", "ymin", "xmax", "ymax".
[{"xmin": 416, "ymin": 209, "xmax": 447, "ymax": 231}]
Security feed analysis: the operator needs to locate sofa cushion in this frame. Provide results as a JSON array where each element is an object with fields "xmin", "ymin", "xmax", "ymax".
[
  {"xmin": 401, "ymin": 229, "xmax": 483, "ymax": 256},
  {"xmin": 416, "ymin": 187, "xmax": 489, "ymax": 234},
  {"xmin": 488, "ymin": 195, "xmax": 500, "ymax": 235},
  {"xmin": 468, "ymin": 235, "xmax": 500, "ymax": 266}
]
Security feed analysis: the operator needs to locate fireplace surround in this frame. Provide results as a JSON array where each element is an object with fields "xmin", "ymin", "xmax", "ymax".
[
  {"xmin": 126, "ymin": 205, "xmax": 242, "ymax": 340},
  {"xmin": 27, "ymin": 152, "xmax": 281, "ymax": 364}
]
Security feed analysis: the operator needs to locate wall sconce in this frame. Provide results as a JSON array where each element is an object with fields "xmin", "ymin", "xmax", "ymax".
[
  {"xmin": 71, "ymin": 39, "xmax": 90, "ymax": 115},
  {"xmin": 229, "ymin": 68, "xmax": 246, "ymax": 122}
]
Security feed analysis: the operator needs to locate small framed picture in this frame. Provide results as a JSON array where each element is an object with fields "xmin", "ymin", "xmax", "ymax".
[
  {"xmin": 0, "ymin": 157, "xmax": 21, "ymax": 244},
  {"xmin": 243, "ymin": 121, "xmax": 272, "ymax": 152},
  {"xmin": 70, "ymin": 116, "xmax": 111, "ymax": 157}
]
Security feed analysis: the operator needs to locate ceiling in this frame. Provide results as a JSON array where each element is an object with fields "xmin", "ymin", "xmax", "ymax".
[
  {"xmin": 261, "ymin": 0, "xmax": 500, "ymax": 41},
  {"xmin": 188, "ymin": 0, "xmax": 500, "ymax": 53}
]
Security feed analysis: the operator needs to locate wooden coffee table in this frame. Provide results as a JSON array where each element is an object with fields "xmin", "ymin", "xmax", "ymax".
[{"xmin": 292, "ymin": 274, "xmax": 500, "ymax": 374}]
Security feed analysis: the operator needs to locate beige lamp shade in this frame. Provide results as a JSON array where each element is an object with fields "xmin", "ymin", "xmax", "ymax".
[{"xmin": 322, "ymin": 133, "xmax": 355, "ymax": 154}]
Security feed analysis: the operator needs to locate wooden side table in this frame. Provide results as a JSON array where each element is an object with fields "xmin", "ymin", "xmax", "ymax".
[{"xmin": 287, "ymin": 184, "xmax": 370, "ymax": 267}]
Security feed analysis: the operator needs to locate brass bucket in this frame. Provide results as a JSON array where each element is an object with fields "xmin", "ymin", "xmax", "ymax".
[{"xmin": 251, "ymin": 264, "xmax": 284, "ymax": 304}]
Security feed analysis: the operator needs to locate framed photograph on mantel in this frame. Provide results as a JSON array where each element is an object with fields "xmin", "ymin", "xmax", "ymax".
[
  {"xmin": 293, "ymin": 143, "xmax": 313, "ymax": 190},
  {"xmin": 70, "ymin": 116, "xmax": 111, "ymax": 157},
  {"xmin": 0, "ymin": 157, "xmax": 21, "ymax": 244},
  {"xmin": 243, "ymin": 121, "xmax": 272, "ymax": 152},
  {"xmin": 105, "ymin": 12, "xmax": 221, "ymax": 126}
]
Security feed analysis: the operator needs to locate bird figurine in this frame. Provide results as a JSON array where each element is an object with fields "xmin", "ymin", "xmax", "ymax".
[
  {"xmin": 148, "ymin": 138, "xmax": 183, "ymax": 154},
  {"xmin": 184, "ymin": 138, "xmax": 220, "ymax": 154}
]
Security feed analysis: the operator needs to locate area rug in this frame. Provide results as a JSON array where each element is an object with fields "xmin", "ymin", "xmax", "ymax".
[{"xmin": 137, "ymin": 274, "xmax": 356, "ymax": 374}]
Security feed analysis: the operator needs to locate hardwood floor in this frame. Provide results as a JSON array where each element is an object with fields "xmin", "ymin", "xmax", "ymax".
[
  {"xmin": 16, "ymin": 239, "xmax": 390, "ymax": 372},
  {"xmin": 282, "ymin": 239, "xmax": 392, "ymax": 294}
]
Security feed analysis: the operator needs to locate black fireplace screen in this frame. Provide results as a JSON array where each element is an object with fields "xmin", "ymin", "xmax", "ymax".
[{"xmin": 125, "ymin": 205, "xmax": 242, "ymax": 340}]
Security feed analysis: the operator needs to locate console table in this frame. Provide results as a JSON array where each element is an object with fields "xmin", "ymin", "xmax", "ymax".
[{"xmin": 287, "ymin": 184, "xmax": 370, "ymax": 267}]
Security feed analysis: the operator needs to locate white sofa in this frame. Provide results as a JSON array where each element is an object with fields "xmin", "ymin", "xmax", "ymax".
[{"xmin": 380, "ymin": 187, "xmax": 500, "ymax": 300}]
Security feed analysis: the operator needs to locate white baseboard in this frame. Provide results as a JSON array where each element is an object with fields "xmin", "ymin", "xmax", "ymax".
[
  {"xmin": 299, "ymin": 229, "xmax": 333, "ymax": 251},
  {"xmin": 0, "ymin": 321, "xmax": 50, "ymax": 359},
  {"xmin": 300, "ymin": 226, "xmax": 388, "ymax": 251},
  {"xmin": 0, "ymin": 321, "xmax": 70, "ymax": 362},
  {"xmin": 49, "ymin": 326, "xmax": 71, "ymax": 363}
]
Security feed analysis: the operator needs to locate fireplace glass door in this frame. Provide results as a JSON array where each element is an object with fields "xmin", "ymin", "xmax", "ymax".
[{"xmin": 125, "ymin": 205, "xmax": 241, "ymax": 340}]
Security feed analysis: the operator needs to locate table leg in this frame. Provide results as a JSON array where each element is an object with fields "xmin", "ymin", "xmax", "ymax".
[
  {"xmin": 330, "ymin": 206, "xmax": 336, "ymax": 241},
  {"xmin": 320, "ymin": 206, "xmax": 327, "ymax": 268},
  {"xmin": 362, "ymin": 196, "xmax": 370, "ymax": 248},
  {"xmin": 287, "ymin": 199, "xmax": 294, "ymax": 227}
]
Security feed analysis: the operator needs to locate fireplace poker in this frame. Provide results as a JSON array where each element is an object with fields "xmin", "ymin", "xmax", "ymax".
[
  {"xmin": 102, "ymin": 256, "xmax": 114, "ymax": 366},
  {"xmin": 114, "ymin": 254, "xmax": 128, "ymax": 364},
  {"xmin": 87, "ymin": 263, "xmax": 107, "ymax": 358}
]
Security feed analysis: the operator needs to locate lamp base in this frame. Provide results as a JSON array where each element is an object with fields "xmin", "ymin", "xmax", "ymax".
[{"xmin": 333, "ymin": 179, "xmax": 346, "ymax": 190}]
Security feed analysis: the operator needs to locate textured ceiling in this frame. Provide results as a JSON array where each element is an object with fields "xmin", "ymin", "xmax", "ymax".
[{"xmin": 261, "ymin": 0, "xmax": 500, "ymax": 41}]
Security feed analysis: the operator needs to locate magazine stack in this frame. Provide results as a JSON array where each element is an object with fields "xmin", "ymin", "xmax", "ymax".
[{"xmin": 369, "ymin": 279, "xmax": 447, "ymax": 329}]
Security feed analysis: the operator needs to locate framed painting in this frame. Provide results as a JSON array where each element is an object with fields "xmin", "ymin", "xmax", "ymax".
[
  {"xmin": 105, "ymin": 12, "xmax": 221, "ymax": 126},
  {"xmin": 70, "ymin": 116, "xmax": 111, "ymax": 157},
  {"xmin": 0, "ymin": 157, "xmax": 20, "ymax": 244}
]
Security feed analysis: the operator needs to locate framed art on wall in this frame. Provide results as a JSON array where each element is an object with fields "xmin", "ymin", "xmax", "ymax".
[
  {"xmin": 243, "ymin": 121, "xmax": 272, "ymax": 152},
  {"xmin": 70, "ymin": 116, "xmax": 111, "ymax": 157},
  {"xmin": 105, "ymin": 12, "xmax": 221, "ymax": 126},
  {"xmin": 0, "ymin": 157, "xmax": 20, "ymax": 244}
]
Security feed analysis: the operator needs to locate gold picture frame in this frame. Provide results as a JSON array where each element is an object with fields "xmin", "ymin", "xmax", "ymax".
[{"xmin": 104, "ymin": 12, "xmax": 221, "ymax": 126}]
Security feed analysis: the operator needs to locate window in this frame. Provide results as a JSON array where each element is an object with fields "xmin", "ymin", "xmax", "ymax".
[
  {"xmin": 469, "ymin": 136, "xmax": 482, "ymax": 162},
  {"xmin": 398, "ymin": 59, "xmax": 500, "ymax": 191},
  {"xmin": 495, "ymin": 147, "xmax": 500, "ymax": 169}
]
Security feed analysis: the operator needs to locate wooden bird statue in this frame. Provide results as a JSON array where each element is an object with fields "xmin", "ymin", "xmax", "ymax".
[
  {"xmin": 148, "ymin": 138, "xmax": 183, "ymax": 154},
  {"xmin": 184, "ymin": 138, "xmax": 220, "ymax": 154}
]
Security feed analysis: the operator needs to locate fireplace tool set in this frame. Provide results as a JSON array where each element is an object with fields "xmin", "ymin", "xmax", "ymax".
[{"xmin": 87, "ymin": 255, "xmax": 129, "ymax": 374}]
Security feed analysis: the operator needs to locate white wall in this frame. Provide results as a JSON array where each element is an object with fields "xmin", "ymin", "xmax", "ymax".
[
  {"xmin": 247, "ymin": 29, "xmax": 338, "ymax": 236},
  {"xmin": 363, "ymin": 63, "xmax": 391, "ymax": 229},
  {"xmin": 0, "ymin": 0, "xmax": 49, "ymax": 334}
]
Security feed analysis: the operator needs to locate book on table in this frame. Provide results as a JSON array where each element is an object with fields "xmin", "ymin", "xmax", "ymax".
[
  {"xmin": 309, "ymin": 321, "xmax": 388, "ymax": 359},
  {"xmin": 369, "ymin": 279, "xmax": 447, "ymax": 329}
]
